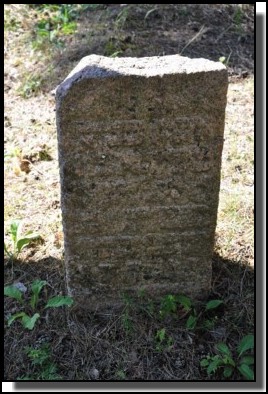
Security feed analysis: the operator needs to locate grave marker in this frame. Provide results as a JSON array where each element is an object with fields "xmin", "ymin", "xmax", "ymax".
[{"xmin": 56, "ymin": 54, "xmax": 228, "ymax": 310}]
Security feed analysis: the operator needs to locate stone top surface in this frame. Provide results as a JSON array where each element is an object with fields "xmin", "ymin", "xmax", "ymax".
[{"xmin": 56, "ymin": 54, "xmax": 226, "ymax": 98}]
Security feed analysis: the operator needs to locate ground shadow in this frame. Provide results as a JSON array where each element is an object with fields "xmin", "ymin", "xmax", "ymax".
[
  {"xmin": 30, "ymin": 4, "xmax": 254, "ymax": 94},
  {"xmin": 5, "ymin": 250, "xmax": 256, "ymax": 383},
  {"xmin": 211, "ymin": 252, "xmax": 254, "ymax": 335},
  {"xmin": 4, "ymin": 256, "xmax": 66, "ymax": 382}
]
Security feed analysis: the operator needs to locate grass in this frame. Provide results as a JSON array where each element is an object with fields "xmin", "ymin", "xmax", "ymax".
[
  {"xmin": 4, "ymin": 4, "xmax": 254, "ymax": 381},
  {"xmin": 19, "ymin": 343, "xmax": 62, "ymax": 380},
  {"xmin": 4, "ymin": 4, "xmax": 97, "ymax": 98},
  {"xmin": 215, "ymin": 79, "xmax": 254, "ymax": 265}
]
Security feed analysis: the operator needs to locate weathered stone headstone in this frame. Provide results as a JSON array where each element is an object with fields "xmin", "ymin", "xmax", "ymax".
[{"xmin": 56, "ymin": 54, "xmax": 228, "ymax": 311}]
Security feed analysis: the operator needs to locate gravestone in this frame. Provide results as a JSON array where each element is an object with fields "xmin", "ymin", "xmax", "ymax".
[{"xmin": 56, "ymin": 54, "xmax": 228, "ymax": 311}]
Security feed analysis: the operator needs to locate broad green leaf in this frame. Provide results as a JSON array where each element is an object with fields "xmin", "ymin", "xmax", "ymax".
[
  {"xmin": 31, "ymin": 279, "xmax": 47, "ymax": 292},
  {"xmin": 16, "ymin": 238, "xmax": 32, "ymax": 253},
  {"xmin": 176, "ymin": 295, "xmax": 192, "ymax": 311},
  {"xmin": 30, "ymin": 280, "xmax": 47, "ymax": 309},
  {"xmin": 7, "ymin": 312, "xmax": 26, "ymax": 326},
  {"xmin": 223, "ymin": 366, "xmax": 234, "ymax": 378},
  {"xmin": 237, "ymin": 335, "xmax": 254, "ymax": 357},
  {"xmin": 240, "ymin": 356, "xmax": 254, "ymax": 366},
  {"xmin": 22, "ymin": 313, "xmax": 40, "ymax": 330},
  {"xmin": 207, "ymin": 357, "xmax": 223, "ymax": 375},
  {"xmin": 215, "ymin": 342, "xmax": 232, "ymax": 357},
  {"xmin": 10, "ymin": 220, "xmax": 21, "ymax": 243},
  {"xmin": 186, "ymin": 314, "xmax": 197, "ymax": 330},
  {"xmin": 4, "ymin": 285, "xmax": 23, "ymax": 302},
  {"xmin": 200, "ymin": 358, "xmax": 209, "ymax": 367},
  {"xmin": 45, "ymin": 296, "xmax": 74, "ymax": 309},
  {"xmin": 205, "ymin": 300, "xmax": 223, "ymax": 310},
  {"xmin": 219, "ymin": 56, "xmax": 226, "ymax": 64},
  {"xmin": 238, "ymin": 364, "xmax": 254, "ymax": 380},
  {"xmin": 16, "ymin": 233, "xmax": 40, "ymax": 253}
]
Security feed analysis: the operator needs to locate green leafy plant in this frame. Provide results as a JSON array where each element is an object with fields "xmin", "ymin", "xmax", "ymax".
[
  {"xmin": 7, "ymin": 311, "xmax": 40, "ymax": 330},
  {"xmin": 20, "ymin": 75, "xmax": 41, "ymax": 98},
  {"xmin": 159, "ymin": 294, "xmax": 177, "ymax": 318},
  {"xmin": 30, "ymin": 280, "xmax": 47, "ymax": 310},
  {"xmin": 30, "ymin": 4, "xmax": 98, "ymax": 50},
  {"xmin": 159, "ymin": 294, "xmax": 223, "ymax": 330},
  {"xmin": 180, "ymin": 297, "xmax": 223, "ymax": 330},
  {"xmin": 37, "ymin": 5, "xmax": 77, "ymax": 34},
  {"xmin": 200, "ymin": 335, "xmax": 254, "ymax": 380},
  {"xmin": 4, "ymin": 279, "xmax": 73, "ymax": 330},
  {"xmin": 4, "ymin": 219, "xmax": 40, "ymax": 259},
  {"xmin": 155, "ymin": 328, "xmax": 173, "ymax": 352},
  {"xmin": 19, "ymin": 343, "xmax": 62, "ymax": 380}
]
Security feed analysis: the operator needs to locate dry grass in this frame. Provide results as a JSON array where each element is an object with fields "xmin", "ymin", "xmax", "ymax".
[
  {"xmin": 216, "ymin": 78, "xmax": 254, "ymax": 265},
  {"xmin": 4, "ymin": 4, "xmax": 254, "ymax": 381}
]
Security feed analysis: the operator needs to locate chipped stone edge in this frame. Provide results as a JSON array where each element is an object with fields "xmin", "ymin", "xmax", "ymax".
[{"xmin": 55, "ymin": 54, "xmax": 227, "ymax": 101}]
